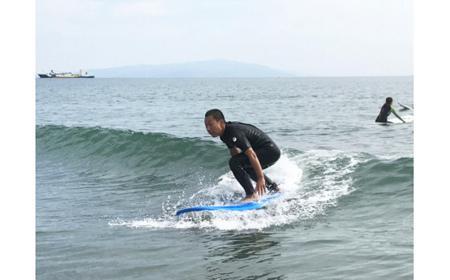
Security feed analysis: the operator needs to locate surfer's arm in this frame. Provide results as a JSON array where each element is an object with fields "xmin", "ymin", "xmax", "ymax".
[
  {"xmin": 391, "ymin": 107, "xmax": 406, "ymax": 123},
  {"xmin": 244, "ymin": 147, "xmax": 266, "ymax": 195}
]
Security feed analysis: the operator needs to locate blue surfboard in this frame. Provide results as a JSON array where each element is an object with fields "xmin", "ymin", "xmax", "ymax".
[{"xmin": 175, "ymin": 193, "xmax": 282, "ymax": 216}]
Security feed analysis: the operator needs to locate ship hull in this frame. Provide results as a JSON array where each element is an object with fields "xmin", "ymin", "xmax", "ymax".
[{"xmin": 37, "ymin": 74, "xmax": 95, "ymax": 78}]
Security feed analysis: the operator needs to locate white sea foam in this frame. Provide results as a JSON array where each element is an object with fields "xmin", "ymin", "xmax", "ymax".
[{"xmin": 109, "ymin": 150, "xmax": 367, "ymax": 231}]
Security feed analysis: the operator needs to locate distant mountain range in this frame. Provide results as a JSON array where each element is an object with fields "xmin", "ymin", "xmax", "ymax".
[{"xmin": 89, "ymin": 60, "xmax": 294, "ymax": 78}]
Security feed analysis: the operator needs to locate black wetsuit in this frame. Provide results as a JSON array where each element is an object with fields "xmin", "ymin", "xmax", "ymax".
[
  {"xmin": 375, "ymin": 103, "xmax": 392, "ymax": 123},
  {"xmin": 220, "ymin": 121, "xmax": 280, "ymax": 195}
]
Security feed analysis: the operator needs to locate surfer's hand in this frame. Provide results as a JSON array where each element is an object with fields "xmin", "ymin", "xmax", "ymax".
[{"xmin": 256, "ymin": 178, "xmax": 266, "ymax": 196}]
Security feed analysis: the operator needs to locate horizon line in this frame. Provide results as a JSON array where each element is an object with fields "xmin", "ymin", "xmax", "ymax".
[{"xmin": 36, "ymin": 75, "xmax": 414, "ymax": 79}]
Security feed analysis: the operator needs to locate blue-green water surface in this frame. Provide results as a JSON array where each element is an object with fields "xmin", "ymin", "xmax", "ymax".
[{"xmin": 36, "ymin": 77, "xmax": 413, "ymax": 279}]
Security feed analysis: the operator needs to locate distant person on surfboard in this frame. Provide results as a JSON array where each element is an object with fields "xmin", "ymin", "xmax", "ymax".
[
  {"xmin": 375, "ymin": 97, "xmax": 406, "ymax": 123},
  {"xmin": 204, "ymin": 109, "xmax": 280, "ymax": 202}
]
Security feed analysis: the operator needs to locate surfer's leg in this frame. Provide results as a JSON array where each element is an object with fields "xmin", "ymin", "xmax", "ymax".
[
  {"xmin": 243, "ymin": 144, "xmax": 281, "ymax": 191},
  {"xmin": 243, "ymin": 168, "xmax": 279, "ymax": 192},
  {"xmin": 229, "ymin": 154, "xmax": 255, "ymax": 196},
  {"xmin": 229, "ymin": 144, "xmax": 281, "ymax": 195},
  {"xmin": 243, "ymin": 168, "xmax": 274, "ymax": 185},
  {"xmin": 252, "ymin": 144, "xmax": 281, "ymax": 168}
]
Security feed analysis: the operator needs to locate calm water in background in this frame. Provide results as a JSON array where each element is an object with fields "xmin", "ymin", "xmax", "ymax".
[{"xmin": 36, "ymin": 77, "xmax": 413, "ymax": 279}]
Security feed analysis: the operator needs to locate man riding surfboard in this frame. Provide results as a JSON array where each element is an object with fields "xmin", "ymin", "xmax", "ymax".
[{"xmin": 204, "ymin": 109, "xmax": 280, "ymax": 201}]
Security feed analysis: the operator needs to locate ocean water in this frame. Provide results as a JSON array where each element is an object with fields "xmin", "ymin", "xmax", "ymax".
[{"xmin": 36, "ymin": 77, "xmax": 413, "ymax": 279}]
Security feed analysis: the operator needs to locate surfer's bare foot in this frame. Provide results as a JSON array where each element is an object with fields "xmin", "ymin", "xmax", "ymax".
[{"xmin": 241, "ymin": 193, "xmax": 259, "ymax": 202}]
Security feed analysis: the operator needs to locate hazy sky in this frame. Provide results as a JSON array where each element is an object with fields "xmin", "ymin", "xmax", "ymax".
[{"xmin": 36, "ymin": 0, "xmax": 412, "ymax": 76}]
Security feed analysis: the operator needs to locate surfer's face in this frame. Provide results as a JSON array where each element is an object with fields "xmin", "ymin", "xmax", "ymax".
[{"xmin": 205, "ymin": 116, "xmax": 224, "ymax": 137}]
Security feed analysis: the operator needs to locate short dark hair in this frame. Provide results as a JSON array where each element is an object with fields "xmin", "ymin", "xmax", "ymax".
[
  {"xmin": 386, "ymin": 97, "xmax": 393, "ymax": 103},
  {"xmin": 205, "ymin": 109, "xmax": 225, "ymax": 121}
]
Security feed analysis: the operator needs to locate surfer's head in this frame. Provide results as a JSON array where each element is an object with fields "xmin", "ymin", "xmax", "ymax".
[
  {"xmin": 205, "ymin": 109, "xmax": 226, "ymax": 137},
  {"xmin": 386, "ymin": 97, "xmax": 393, "ymax": 105}
]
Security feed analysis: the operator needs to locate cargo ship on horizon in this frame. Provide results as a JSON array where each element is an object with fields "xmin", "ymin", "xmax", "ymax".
[{"xmin": 38, "ymin": 70, "xmax": 94, "ymax": 78}]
